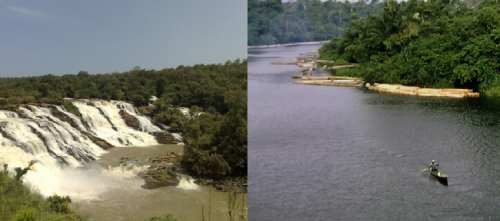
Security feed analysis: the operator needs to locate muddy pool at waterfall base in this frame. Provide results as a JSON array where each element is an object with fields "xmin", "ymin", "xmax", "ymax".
[{"xmin": 72, "ymin": 144, "xmax": 244, "ymax": 221}]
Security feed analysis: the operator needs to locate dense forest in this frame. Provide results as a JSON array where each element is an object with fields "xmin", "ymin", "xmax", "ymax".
[
  {"xmin": 0, "ymin": 60, "xmax": 247, "ymax": 180},
  {"xmin": 248, "ymin": 0, "xmax": 382, "ymax": 45},
  {"xmin": 319, "ymin": 0, "xmax": 500, "ymax": 95}
]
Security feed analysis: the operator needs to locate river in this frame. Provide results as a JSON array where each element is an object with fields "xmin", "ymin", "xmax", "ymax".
[{"xmin": 249, "ymin": 44, "xmax": 500, "ymax": 220}]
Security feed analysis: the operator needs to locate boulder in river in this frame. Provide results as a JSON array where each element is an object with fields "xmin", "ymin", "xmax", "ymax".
[{"xmin": 139, "ymin": 152, "xmax": 182, "ymax": 189}]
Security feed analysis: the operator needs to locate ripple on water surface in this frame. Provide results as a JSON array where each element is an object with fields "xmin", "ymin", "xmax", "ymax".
[{"xmin": 249, "ymin": 44, "xmax": 500, "ymax": 221}]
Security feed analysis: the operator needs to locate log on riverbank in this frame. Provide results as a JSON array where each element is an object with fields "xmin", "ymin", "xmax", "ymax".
[
  {"xmin": 294, "ymin": 76, "xmax": 363, "ymax": 87},
  {"xmin": 248, "ymin": 41, "xmax": 326, "ymax": 49},
  {"xmin": 365, "ymin": 83, "xmax": 480, "ymax": 98},
  {"xmin": 271, "ymin": 60, "xmax": 298, "ymax": 65}
]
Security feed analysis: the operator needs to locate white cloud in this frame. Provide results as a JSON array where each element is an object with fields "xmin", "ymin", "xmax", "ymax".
[{"xmin": 7, "ymin": 6, "xmax": 44, "ymax": 17}]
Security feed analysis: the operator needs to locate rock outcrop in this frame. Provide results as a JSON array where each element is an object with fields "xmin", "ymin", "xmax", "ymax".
[
  {"xmin": 152, "ymin": 132, "xmax": 179, "ymax": 144},
  {"xmin": 139, "ymin": 152, "xmax": 181, "ymax": 189},
  {"xmin": 119, "ymin": 110, "xmax": 141, "ymax": 131}
]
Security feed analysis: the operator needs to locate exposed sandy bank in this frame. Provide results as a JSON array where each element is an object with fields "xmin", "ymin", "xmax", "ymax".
[{"xmin": 365, "ymin": 83, "xmax": 480, "ymax": 98}]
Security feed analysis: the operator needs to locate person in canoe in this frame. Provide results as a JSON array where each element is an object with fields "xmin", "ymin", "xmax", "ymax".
[{"xmin": 429, "ymin": 160, "xmax": 439, "ymax": 172}]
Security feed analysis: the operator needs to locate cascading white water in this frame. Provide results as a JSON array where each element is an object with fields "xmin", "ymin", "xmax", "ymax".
[
  {"xmin": 72, "ymin": 100, "xmax": 159, "ymax": 147},
  {"xmin": 20, "ymin": 106, "xmax": 106, "ymax": 166},
  {"xmin": 0, "ymin": 99, "xmax": 176, "ymax": 199},
  {"xmin": 115, "ymin": 101, "xmax": 162, "ymax": 133}
]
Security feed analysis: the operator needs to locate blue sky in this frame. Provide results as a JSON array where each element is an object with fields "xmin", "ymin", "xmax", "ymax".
[{"xmin": 0, "ymin": 0, "xmax": 247, "ymax": 77}]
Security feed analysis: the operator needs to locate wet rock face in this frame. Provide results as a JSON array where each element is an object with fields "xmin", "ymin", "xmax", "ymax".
[
  {"xmin": 139, "ymin": 152, "xmax": 182, "ymax": 189},
  {"xmin": 86, "ymin": 135, "xmax": 114, "ymax": 150},
  {"xmin": 152, "ymin": 132, "xmax": 178, "ymax": 144},
  {"xmin": 50, "ymin": 107, "xmax": 80, "ymax": 129},
  {"xmin": 119, "ymin": 110, "xmax": 141, "ymax": 131},
  {"xmin": 141, "ymin": 167, "xmax": 179, "ymax": 189}
]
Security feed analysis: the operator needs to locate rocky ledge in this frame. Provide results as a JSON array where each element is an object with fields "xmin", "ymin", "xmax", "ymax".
[
  {"xmin": 135, "ymin": 151, "xmax": 247, "ymax": 192},
  {"xmin": 138, "ymin": 152, "xmax": 182, "ymax": 189},
  {"xmin": 119, "ymin": 110, "xmax": 141, "ymax": 130},
  {"xmin": 152, "ymin": 132, "xmax": 179, "ymax": 144}
]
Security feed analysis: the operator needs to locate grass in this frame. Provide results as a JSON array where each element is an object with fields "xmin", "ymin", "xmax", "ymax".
[{"xmin": 200, "ymin": 188, "xmax": 247, "ymax": 221}]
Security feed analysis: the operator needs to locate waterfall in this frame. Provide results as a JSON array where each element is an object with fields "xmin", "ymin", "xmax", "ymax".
[
  {"xmin": 0, "ymin": 99, "xmax": 176, "ymax": 199},
  {"xmin": 71, "ymin": 100, "xmax": 159, "ymax": 147},
  {"xmin": 114, "ymin": 101, "xmax": 162, "ymax": 133}
]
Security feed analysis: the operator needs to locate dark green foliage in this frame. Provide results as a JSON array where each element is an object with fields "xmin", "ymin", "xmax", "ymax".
[
  {"xmin": 152, "ymin": 98, "xmax": 189, "ymax": 133},
  {"xmin": 182, "ymin": 112, "xmax": 229, "ymax": 178},
  {"xmin": 319, "ymin": 0, "xmax": 500, "ymax": 94},
  {"xmin": 62, "ymin": 101, "xmax": 80, "ymax": 116},
  {"xmin": 248, "ymin": 0, "xmax": 382, "ymax": 45},
  {"xmin": 47, "ymin": 196, "xmax": 71, "ymax": 214},
  {"xmin": 145, "ymin": 215, "xmax": 177, "ymax": 221},
  {"xmin": 214, "ymin": 90, "xmax": 247, "ymax": 177},
  {"xmin": 182, "ymin": 86, "xmax": 247, "ymax": 178}
]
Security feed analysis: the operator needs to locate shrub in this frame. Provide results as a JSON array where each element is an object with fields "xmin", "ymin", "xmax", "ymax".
[
  {"xmin": 146, "ymin": 215, "xmax": 177, "ymax": 221},
  {"xmin": 47, "ymin": 195, "xmax": 72, "ymax": 214},
  {"xmin": 334, "ymin": 58, "xmax": 349, "ymax": 66},
  {"xmin": 62, "ymin": 101, "xmax": 80, "ymax": 117}
]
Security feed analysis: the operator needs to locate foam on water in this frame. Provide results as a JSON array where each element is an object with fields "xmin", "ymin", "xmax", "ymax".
[
  {"xmin": 176, "ymin": 175, "xmax": 199, "ymax": 190},
  {"xmin": 23, "ymin": 164, "xmax": 146, "ymax": 200}
]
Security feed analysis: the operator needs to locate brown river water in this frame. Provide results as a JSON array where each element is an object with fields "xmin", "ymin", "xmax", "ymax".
[{"xmin": 72, "ymin": 144, "xmax": 246, "ymax": 221}]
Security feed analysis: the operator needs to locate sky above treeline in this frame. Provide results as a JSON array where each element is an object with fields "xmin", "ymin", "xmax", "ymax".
[{"xmin": 0, "ymin": 0, "xmax": 247, "ymax": 77}]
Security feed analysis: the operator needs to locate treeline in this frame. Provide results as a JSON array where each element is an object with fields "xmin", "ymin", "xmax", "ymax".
[
  {"xmin": 319, "ymin": 0, "xmax": 500, "ymax": 95},
  {"xmin": 0, "ymin": 61, "xmax": 244, "ymax": 113},
  {"xmin": 248, "ymin": 0, "xmax": 382, "ymax": 45},
  {"xmin": 0, "ymin": 60, "xmax": 247, "ymax": 179}
]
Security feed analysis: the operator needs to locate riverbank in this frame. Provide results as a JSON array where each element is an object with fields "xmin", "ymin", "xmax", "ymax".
[
  {"xmin": 294, "ymin": 75, "xmax": 363, "ymax": 87},
  {"xmin": 366, "ymin": 83, "xmax": 480, "ymax": 98},
  {"xmin": 286, "ymin": 48, "xmax": 481, "ymax": 98},
  {"xmin": 293, "ymin": 75, "xmax": 480, "ymax": 98},
  {"xmin": 248, "ymin": 41, "xmax": 326, "ymax": 49}
]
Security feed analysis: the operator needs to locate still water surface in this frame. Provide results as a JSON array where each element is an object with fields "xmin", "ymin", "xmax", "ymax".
[{"xmin": 249, "ymin": 44, "xmax": 500, "ymax": 220}]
